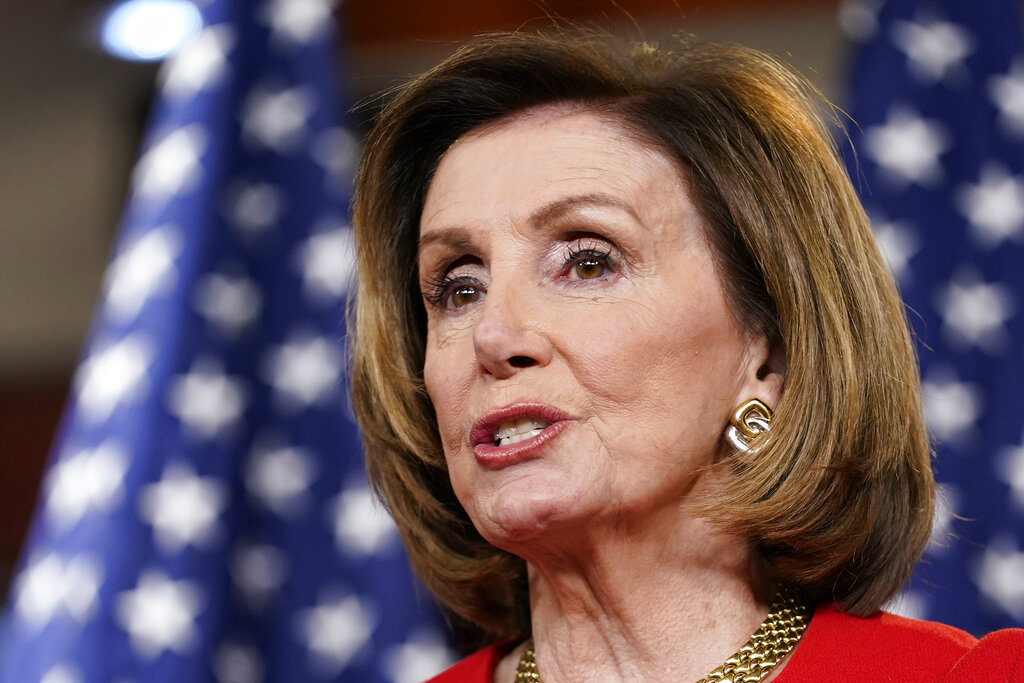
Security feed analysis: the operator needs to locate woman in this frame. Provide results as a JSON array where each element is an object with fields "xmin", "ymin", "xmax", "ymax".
[{"xmin": 350, "ymin": 31, "xmax": 1024, "ymax": 681}]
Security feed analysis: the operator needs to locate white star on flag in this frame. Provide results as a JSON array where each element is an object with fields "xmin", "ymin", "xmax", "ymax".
[
  {"xmin": 58, "ymin": 556, "xmax": 104, "ymax": 624},
  {"xmin": 224, "ymin": 180, "xmax": 286, "ymax": 239},
  {"xmin": 872, "ymin": 218, "xmax": 919, "ymax": 284},
  {"xmin": 974, "ymin": 537, "xmax": 1024, "ymax": 621},
  {"xmin": 260, "ymin": 0, "xmax": 335, "ymax": 46},
  {"xmin": 245, "ymin": 443, "xmax": 315, "ymax": 517},
  {"xmin": 15, "ymin": 555, "xmax": 66, "ymax": 628},
  {"xmin": 935, "ymin": 270, "xmax": 1015, "ymax": 354},
  {"xmin": 997, "ymin": 433, "xmax": 1024, "ymax": 509},
  {"xmin": 296, "ymin": 593, "xmax": 375, "ymax": 674},
  {"xmin": 891, "ymin": 18, "xmax": 973, "ymax": 83},
  {"xmin": 922, "ymin": 370, "xmax": 982, "ymax": 444},
  {"xmin": 45, "ymin": 440, "xmax": 128, "ymax": 528},
  {"xmin": 167, "ymin": 360, "xmax": 248, "ymax": 438},
  {"xmin": 14, "ymin": 554, "xmax": 103, "ymax": 629},
  {"xmin": 214, "ymin": 642, "xmax": 264, "ymax": 683},
  {"xmin": 927, "ymin": 483, "xmax": 959, "ymax": 554},
  {"xmin": 103, "ymin": 225, "xmax": 182, "ymax": 321},
  {"xmin": 193, "ymin": 271, "xmax": 263, "ymax": 335},
  {"xmin": 116, "ymin": 570, "xmax": 201, "ymax": 659},
  {"xmin": 160, "ymin": 24, "xmax": 236, "ymax": 99},
  {"xmin": 331, "ymin": 484, "xmax": 398, "ymax": 555},
  {"xmin": 838, "ymin": 0, "xmax": 882, "ymax": 41},
  {"xmin": 75, "ymin": 333, "xmax": 152, "ymax": 423},
  {"xmin": 262, "ymin": 333, "xmax": 342, "ymax": 408},
  {"xmin": 132, "ymin": 125, "xmax": 207, "ymax": 200},
  {"xmin": 865, "ymin": 107, "xmax": 950, "ymax": 186},
  {"xmin": 884, "ymin": 590, "xmax": 927, "ymax": 621},
  {"xmin": 311, "ymin": 127, "xmax": 361, "ymax": 190},
  {"xmin": 385, "ymin": 630, "xmax": 456, "ymax": 683},
  {"xmin": 989, "ymin": 59, "xmax": 1024, "ymax": 137},
  {"xmin": 241, "ymin": 84, "xmax": 316, "ymax": 153},
  {"xmin": 40, "ymin": 664, "xmax": 82, "ymax": 683},
  {"xmin": 140, "ymin": 463, "xmax": 226, "ymax": 552},
  {"xmin": 956, "ymin": 164, "xmax": 1024, "ymax": 247},
  {"xmin": 231, "ymin": 543, "xmax": 288, "ymax": 610},
  {"xmin": 294, "ymin": 221, "xmax": 356, "ymax": 300}
]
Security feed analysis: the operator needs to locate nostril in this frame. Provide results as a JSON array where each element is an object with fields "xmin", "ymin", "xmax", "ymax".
[{"xmin": 508, "ymin": 355, "xmax": 537, "ymax": 368}]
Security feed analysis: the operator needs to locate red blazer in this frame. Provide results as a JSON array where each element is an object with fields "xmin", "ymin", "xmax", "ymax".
[{"xmin": 427, "ymin": 605, "xmax": 1024, "ymax": 682}]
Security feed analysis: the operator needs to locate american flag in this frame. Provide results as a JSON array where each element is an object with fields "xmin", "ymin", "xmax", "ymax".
[
  {"xmin": 840, "ymin": 0, "xmax": 1024, "ymax": 633},
  {"xmin": 0, "ymin": 0, "xmax": 453, "ymax": 681}
]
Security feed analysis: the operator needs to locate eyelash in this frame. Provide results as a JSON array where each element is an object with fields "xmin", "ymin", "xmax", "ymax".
[
  {"xmin": 561, "ymin": 244, "xmax": 615, "ymax": 279},
  {"xmin": 424, "ymin": 272, "xmax": 475, "ymax": 310},
  {"xmin": 423, "ymin": 243, "xmax": 618, "ymax": 311}
]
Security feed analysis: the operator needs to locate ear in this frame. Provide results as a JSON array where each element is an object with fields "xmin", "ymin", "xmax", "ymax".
[{"xmin": 736, "ymin": 336, "xmax": 786, "ymax": 412}]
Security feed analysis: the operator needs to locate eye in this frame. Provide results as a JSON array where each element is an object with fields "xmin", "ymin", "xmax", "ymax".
[
  {"xmin": 423, "ymin": 274, "xmax": 486, "ymax": 311},
  {"xmin": 562, "ymin": 244, "xmax": 615, "ymax": 281},
  {"xmin": 450, "ymin": 284, "xmax": 483, "ymax": 308},
  {"xmin": 572, "ymin": 258, "xmax": 606, "ymax": 280}
]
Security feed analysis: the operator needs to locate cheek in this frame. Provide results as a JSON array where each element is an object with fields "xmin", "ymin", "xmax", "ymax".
[
  {"xmin": 566, "ymin": 299, "xmax": 743, "ymax": 443},
  {"xmin": 423, "ymin": 337, "xmax": 475, "ymax": 456},
  {"xmin": 567, "ymin": 301, "xmax": 701, "ymax": 397},
  {"xmin": 424, "ymin": 353, "xmax": 477, "ymax": 518}
]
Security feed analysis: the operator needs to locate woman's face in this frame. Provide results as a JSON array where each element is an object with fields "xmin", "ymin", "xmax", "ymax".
[{"xmin": 418, "ymin": 109, "xmax": 780, "ymax": 551}]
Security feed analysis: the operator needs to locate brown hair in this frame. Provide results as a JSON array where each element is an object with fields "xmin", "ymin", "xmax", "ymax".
[{"xmin": 350, "ymin": 30, "xmax": 933, "ymax": 643}]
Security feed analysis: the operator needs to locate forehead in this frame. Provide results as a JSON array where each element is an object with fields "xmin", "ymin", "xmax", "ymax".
[{"xmin": 419, "ymin": 109, "xmax": 689, "ymax": 235}]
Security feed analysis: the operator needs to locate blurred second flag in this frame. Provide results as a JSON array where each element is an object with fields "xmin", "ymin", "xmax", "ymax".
[{"xmin": 0, "ymin": 0, "xmax": 453, "ymax": 681}]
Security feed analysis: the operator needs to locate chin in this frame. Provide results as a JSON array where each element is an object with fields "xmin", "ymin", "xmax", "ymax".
[{"xmin": 470, "ymin": 481, "xmax": 585, "ymax": 551}]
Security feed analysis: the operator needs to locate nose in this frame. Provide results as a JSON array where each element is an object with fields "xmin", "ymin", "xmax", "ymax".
[{"xmin": 472, "ymin": 280, "xmax": 551, "ymax": 379}]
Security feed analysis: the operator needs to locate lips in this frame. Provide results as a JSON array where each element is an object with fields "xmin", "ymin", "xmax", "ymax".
[{"xmin": 471, "ymin": 402, "xmax": 572, "ymax": 467}]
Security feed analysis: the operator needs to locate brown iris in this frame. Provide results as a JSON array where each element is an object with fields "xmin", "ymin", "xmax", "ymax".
[
  {"xmin": 451, "ymin": 285, "xmax": 480, "ymax": 307},
  {"xmin": 574, "ymin": 259, "xmax": 605, "ymax": 279}
]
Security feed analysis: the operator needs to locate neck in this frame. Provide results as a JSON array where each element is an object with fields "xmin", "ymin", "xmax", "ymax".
[{"xmin": 499, "ymin": 511, "xmax": 775, "ymax": 683}]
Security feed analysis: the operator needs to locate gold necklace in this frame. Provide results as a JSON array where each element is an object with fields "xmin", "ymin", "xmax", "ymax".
[{"xmin": 515, "ymin": 584, "xmax": 810, "ymax": 683}]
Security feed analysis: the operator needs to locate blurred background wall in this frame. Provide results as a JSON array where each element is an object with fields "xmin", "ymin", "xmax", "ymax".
[{"xmin": 0, "ymin": 0, "xmax": 844, "ymax": 598}]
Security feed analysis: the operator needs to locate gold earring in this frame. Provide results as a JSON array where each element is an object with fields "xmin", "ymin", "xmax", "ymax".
[{"xmin": 726, "ymin": 398, "xmax": 773, "ymax": 453}]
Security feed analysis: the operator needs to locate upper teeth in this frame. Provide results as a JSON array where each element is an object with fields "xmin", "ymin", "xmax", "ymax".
[{"xmin": 494, "ymin": 418, "xmax": 551, "ymax": 446}]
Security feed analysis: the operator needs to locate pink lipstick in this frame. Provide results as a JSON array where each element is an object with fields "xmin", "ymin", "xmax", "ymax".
[{"xmin": 471, "ymin": 402, "xmax": 572, "ymax": 468}]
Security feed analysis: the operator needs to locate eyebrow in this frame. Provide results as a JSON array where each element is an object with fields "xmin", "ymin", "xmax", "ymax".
[
  {"xmin": 417, "ymin": 226, "xmax": 476, "ymax": 253},
  {"xmin": 418, "ymin": 192, "xmax": 641, "ymax": 253},
  {"xmin": 528, "ymin": 193, "xmax": 642, "ymax": 228}
]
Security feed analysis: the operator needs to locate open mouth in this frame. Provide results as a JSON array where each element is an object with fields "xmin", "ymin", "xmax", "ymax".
[
  {"xmin": 470, "ymin": 403, "xmax": 571, "ymax": 465},
  {"xmin": 493, "ymin": 417, "xmax": 552, "ymax": 447}
]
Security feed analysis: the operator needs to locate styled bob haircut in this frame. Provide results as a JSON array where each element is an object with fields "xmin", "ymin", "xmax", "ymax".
[{"xmin": 351, "ymin": 30, "xmax": 933, "ymax": 642}]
